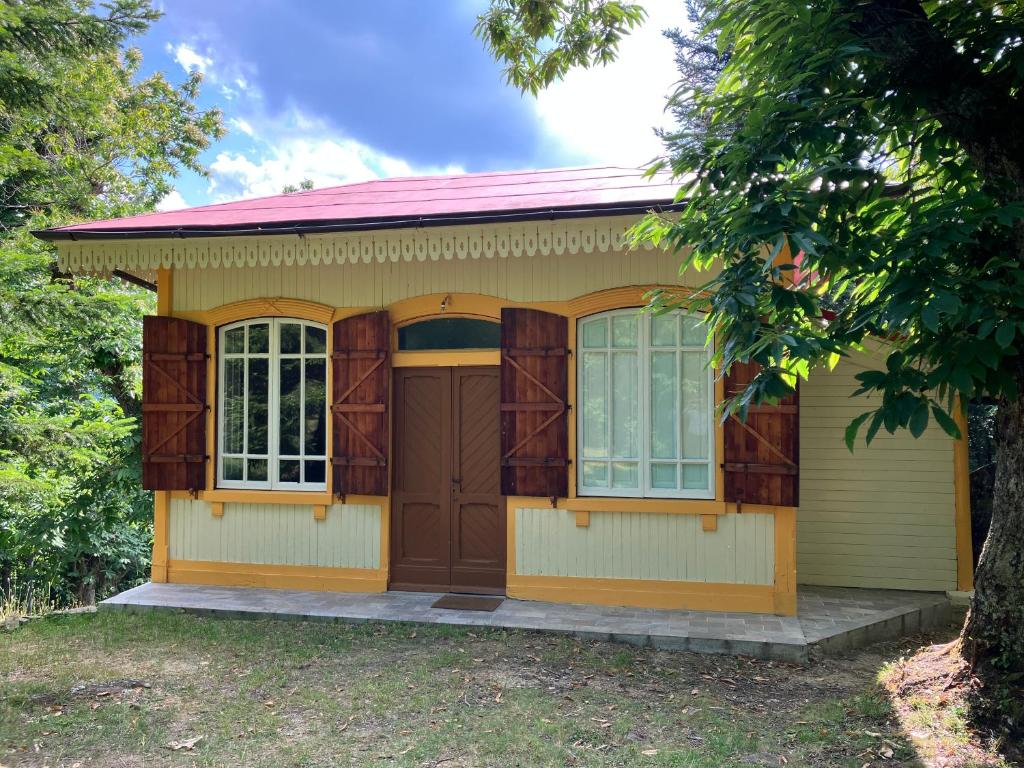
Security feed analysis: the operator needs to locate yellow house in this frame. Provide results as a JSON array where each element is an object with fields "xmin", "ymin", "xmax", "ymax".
[{"xmin": 36, "ymin": 167, "xmax": 973, "ymax": 617}]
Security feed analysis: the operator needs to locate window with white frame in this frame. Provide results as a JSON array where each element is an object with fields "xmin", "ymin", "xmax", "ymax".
[
  {"xmin": 577, "ymin": 309, "xmax": 715, "ymax": 498},
  {"xmin": 218, "ymin": 318, "xmax": 328, "ymax": 490}
]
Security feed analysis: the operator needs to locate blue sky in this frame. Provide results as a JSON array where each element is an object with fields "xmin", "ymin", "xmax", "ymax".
[{"xmin": 142, "ymin": 1, "xmax": 689, "ymax": 209}]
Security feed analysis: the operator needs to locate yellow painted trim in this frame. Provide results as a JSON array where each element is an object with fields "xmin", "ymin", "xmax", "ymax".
[
  {"xmin": 151, "ymin": 270, "xmax": 173, "ymax": 584},
  {"xmin": 151, "ymin": 491, "xmax": 169, "ymax": 583},
  {"xmin": 507, "ymin": 574, "xmax": 777, "ymax": 614},
  {"xmin": 953, "ymin": 401, "xmax": 974, "ymax": 592},
  {"xmin": 388, "ymin": 293, "xmax": 503, "ymax": 324},
  {"xmin": 205, "ymin": 324, "xmax": 216, "ymax": 491},
  {"xmin": 714, "ymin": 368, "xmax": 726, "ymax": 502},
  {"xmin": 178, "ymin": 297, "xmax": 335, "ymax": 327},
  {"xmin": 507, "ymin": 496, "xmax": 791, "ymax": 517},
  {"xmin": 701, "ymin": 513, "xmax": 717, "ymax": 532},
  {"xmin": 313, "ymin": 504, "xmax": 327, "ymax": 521},
  {"xmin": 169, "ymin": 489, "xmax": 387, "ymax": 507},
  {"xmin": 167, "ymin": 559, "xmax": 387, "ymax": 593},
  {"xmin": 575, "ymin": 510, "xmax": 590, "ymax": 528},
  {"xmin": 379, "ymin": 499, "xmax": 390, "ymax": 574},
  {"xmin": 773, "ymin": 506, "xmax": 797, "ymax": 616},
  {"xmin": 392, "ymin": 350, "xmax": 500, "ymax": 368},
  {"xmin": 506, "ymin": 499, "xmax": 516, "ymax": 578},
  {"xmin": 210, "ymin": 501, "xmax": 224, "ymax": 518},
  {"xmin": 156, "ymin": 268, "xmax": 173, "ymax": 316}
]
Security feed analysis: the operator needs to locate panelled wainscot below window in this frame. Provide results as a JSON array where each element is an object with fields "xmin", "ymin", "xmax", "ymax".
[
  {"xmin": 218, "ymin": 318, "xmax": 328, "ymax": 490},
  {"xmin": 577, "ymin": 309, "xmax": 715, "ymax": 499}
]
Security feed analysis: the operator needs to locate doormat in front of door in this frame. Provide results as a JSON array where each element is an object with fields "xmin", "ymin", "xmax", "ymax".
[{"xmin": 431, "ymin": 595, "xmax": 504, "ymax": 612}]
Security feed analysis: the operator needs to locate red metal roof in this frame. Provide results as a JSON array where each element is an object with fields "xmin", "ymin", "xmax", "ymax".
[{"xmin": 36, "ymin": 166, "xmax": 679, "ymax": 240}]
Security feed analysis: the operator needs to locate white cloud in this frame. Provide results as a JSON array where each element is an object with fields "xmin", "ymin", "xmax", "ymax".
[
  {"xmin": 229, "ymin": 117, "xmax": 256, "ymax": 137},
  {"xmin": 532, "ymin": 0, "xmax": 688, "ymax": 166},
  {"xmin": 156, "ymin": 189, "xmax": 189, "ymax": 211},
  {"xmin": 208, "ymin": 110, "xmax": 463, "ymax": 200},
  {"xmin": 166, "ymin": 42, "xmax": 213, "ymax": 75}
]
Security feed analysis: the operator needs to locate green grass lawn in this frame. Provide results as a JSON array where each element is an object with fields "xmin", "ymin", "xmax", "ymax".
[{"xmin": 0, "ymin": 609, "xmax": 999, "ymax": 767}]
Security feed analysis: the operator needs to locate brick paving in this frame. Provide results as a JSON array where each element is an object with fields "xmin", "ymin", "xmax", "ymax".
[{"xmin": 101, "ymin": 582, "xmax": 951, "ymax": 663}]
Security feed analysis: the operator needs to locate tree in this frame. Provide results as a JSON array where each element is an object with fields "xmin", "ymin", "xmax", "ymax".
[
  {"xmin": 282, "ymin": 179, "xmax": 315, "ymax": 194},
  {"xmin": 658, "ymin": 0, "xmax": 728, "ymax": 153},
  {"xmin": 478, "ymin": 0, "xmax": 1024, "ymax": 704},
  {"xmin": 0, "ymin": 0, "xmax": 224, "ymax": 607}
]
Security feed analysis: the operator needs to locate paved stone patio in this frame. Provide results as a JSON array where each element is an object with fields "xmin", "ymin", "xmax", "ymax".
[{"xmin": 101, "ymin": 583, "xmax": 951, "ymax": 663}]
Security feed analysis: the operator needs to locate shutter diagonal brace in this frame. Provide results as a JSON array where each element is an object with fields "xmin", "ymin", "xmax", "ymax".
[
  {"xmin": 144, "ymin": 355, "xmax": 206, "ymax": 460},
  {"xmin": 501, "ymin": 352, "xmax": 566, "ymax": 461},
  {"xmin": 727, "ymin": 413, "xmax": 798, "ymax": 469}
]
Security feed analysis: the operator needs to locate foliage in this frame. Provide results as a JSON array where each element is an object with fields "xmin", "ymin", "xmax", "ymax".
[
  {"xmin": 0, "ymin": 0, "xmax": 224, "ymax": 607},
  {"xmin": 475, "ymin": 0, "xmax": 646, "ymax": 95},
  {"xmin": 477, "ymin": 0, "xmax": 1024, "ymax": 684},
  {"xmin": 282, "ymin": 179, "xmax": 314, "ymax": 193}
]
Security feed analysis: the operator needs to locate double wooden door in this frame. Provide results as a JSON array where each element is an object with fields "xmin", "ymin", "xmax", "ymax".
[{"xmin": 390, "ymin": 367, "xmax": 506, "ymax": 594}]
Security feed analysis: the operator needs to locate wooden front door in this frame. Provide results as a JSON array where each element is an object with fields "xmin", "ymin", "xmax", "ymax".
[{"xmin": 390, "ymin": 367, "xmax": 505, "ymax": 594}]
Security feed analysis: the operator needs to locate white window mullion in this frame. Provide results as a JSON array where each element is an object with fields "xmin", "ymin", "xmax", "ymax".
[{"xmin": 269, "ymin": 319, "xmax": 280, "ymax": 490}]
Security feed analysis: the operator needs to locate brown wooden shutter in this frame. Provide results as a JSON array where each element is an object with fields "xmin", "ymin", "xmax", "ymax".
[
  {"xmin": 141, "ymin": 316, "xmax": 208, "ymax": 491},
  {"xmin": 723, "ymin": 362, "xmax": 799, "ymax": 507},
  {"xmin": 332, "ymin": 311, "xmax": 390, "ymax": 497},
  {"xmin": 500, "ymin": 308, "xmax": 569, "ymax": 498}
]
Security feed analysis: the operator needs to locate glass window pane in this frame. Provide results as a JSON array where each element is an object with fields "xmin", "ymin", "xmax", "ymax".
[
  {"xmin": 651, "ymin": 314, "xmax": 676, "ymax": 346},
  {"xmin": 304, "ymin": 359, "xmax": 326, "ymax": 455},
  {"xmin": 280, "ymin": 323, "xmax": 301, "ymax": 354},
  {"xmin": 681, "ymin": 316, "xmax": 705, "ymax": 346},
  {"xmin": 224, "ymin": 327, "xmax": 245, "ymax": 354},
  {"xmin": 611, "ymin": 351, "xmax": 638, "ymax": 458},
  {"xmin": 248, "ymin": 323, "xmax": 269, "ymax": 353},
  {"xmin": 305, "ymin": 325, "xmax": 327, "ymax": 354},
  {"xmin": 611, "ymin": 315, "xmax": 638, "ymax": 348},
  {"xmin": 611, "ymin": 462, "xmax": 638, "ymax": 489},
  {"xmin": 581, "ymin": 351, "xmax": 608, "ymax": 458},
  {"xmin": 304, "ymin": 460, "xmax": 325, "ymax": 485},
  {"xmin": 582, "ymin": 461, "xmax": 607, "ymax": 488},
  {"xmin": 223, "ymin": 457, "xmax": 243, "ymax": 481},
  {"xmin": 247, "ymin": 358, "xmax": 269, "ymax": 454},
  {"xmin": 682, "ymin": 464, "xmax": 709, "ymax": 490},
  {"xmin": 223, "ymin": 358, "xmax": 245, "ymax": 454},
  {"xmin": 247, "ymin": 459, "xmax": 267, "ymax": 482},
  {"xmin": 681, "ymin": 352, "xmax": 709, "ymax": 460},
  {"xmin": 397, "ymin": 318, "xmax": 500, "ymax": 350},
  {"xmin": 651, "ymin": 463, "xmax": 677, "ymax": 489},
  {"xmin": 650, "ymin": 351, "xmax": 678, "ymax": 459},
  {"xmin": 279, "ymin": 459, "xmax": 300, "ymax": 484},
  {"xmin": 279, "ymin": 359, "xmax": 301, "ymax": 456},
  {"xmin": 581, "ymin": 318, "xmax": 607, "ymax": 348}
]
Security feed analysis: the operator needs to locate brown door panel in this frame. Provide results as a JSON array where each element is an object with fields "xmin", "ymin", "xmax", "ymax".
[
  {"xmin": 390, "ymin": 368, "xmax": 452, "ymax": 590},
  {"xmin": 450, "ymin": 368, "xmax": 505, "ymax": 592}
]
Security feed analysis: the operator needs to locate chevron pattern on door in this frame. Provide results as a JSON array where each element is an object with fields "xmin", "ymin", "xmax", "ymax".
[{"xmin": 390, "ymin": 367, "xmax": 505, "ymax": 594}]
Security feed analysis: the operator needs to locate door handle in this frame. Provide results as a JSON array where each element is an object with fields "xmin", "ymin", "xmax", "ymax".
[{"xmin": 451, "ymin": 477, "xmax": 461, "ymax": 491}]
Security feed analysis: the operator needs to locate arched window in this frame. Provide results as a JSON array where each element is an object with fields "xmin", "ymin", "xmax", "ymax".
[
  {"xmin": 577, "ymin": 309, "xmax": 714, "ymax": 499},
  {"xmin": 397, "ymin": 317, "xmax": 500, "ymax": 350},
  {"xmin": 218, "ymin": 318, "xmax": 328, "ymax": 490}
]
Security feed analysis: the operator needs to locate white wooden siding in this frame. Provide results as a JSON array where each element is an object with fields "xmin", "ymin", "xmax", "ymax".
[
  {"xmin": 173, "ymin": 248, "xmax": 700, "ymax": 312},
  {"xmin": 798, "ymin": 352, "xmax": 957, "ymax": 591},
  {"xmin": 168, "ymin": 499, "xmax": 381, "ymax": 569},
  {"xmin": 514, "ymin": 508, "xmax": 775, "ymax": 585}
]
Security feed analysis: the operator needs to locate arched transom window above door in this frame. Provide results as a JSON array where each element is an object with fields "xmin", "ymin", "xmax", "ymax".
[
  {"xmin": 397, "ymin": 317, "xmax": 500, "ymax": 351},
  {"xmin": 577, "ymin": 309, "xmax": 715, "ymax": 499},
  {"xmin": 218, "ymin": 318, "xmax": 328, "ymax": 491}
]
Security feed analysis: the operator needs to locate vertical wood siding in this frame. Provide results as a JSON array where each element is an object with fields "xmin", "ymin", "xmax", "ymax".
[
  {"xmin": 514, "ymin": 508, "xmax": 775, "ymax": 585},
  {"xmin": 799, "ymin": 353, "xmax": 957, "ymax": 590},
  {"xmin": 168, "ymin": 499, "xmax": 381, "ymax": 569},
  {"xmin": 173, "ymin": 249, "xmax": 699, "ymax": 311}
]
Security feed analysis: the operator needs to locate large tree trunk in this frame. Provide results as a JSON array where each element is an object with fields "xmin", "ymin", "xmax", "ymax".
[{"xmin": 961, "ymin": 366, "xmax": 1024, "ymax": 673}]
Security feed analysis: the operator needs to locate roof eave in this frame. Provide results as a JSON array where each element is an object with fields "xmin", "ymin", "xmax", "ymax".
[{"xmin": 32, "ymin": 200, "xmax": 681, "ymax": 242}]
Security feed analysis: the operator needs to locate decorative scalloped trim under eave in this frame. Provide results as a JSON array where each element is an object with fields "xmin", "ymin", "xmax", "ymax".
[{"xmin": 56, "ymin": 216, "xmax": 657, "ymax": 275}]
